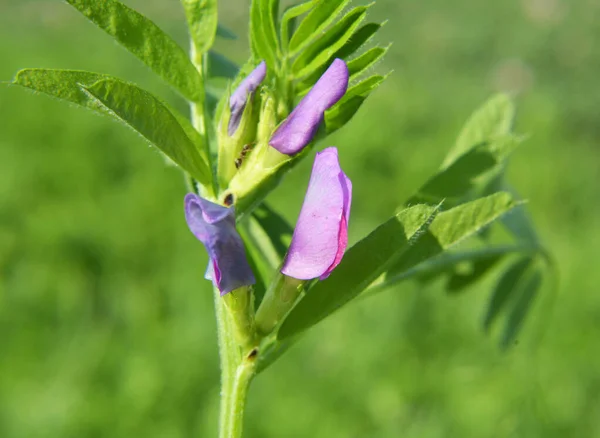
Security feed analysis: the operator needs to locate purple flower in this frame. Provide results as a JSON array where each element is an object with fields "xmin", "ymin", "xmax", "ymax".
[
  {"xmin": 184, "ymin": 194, "xmax": 255, "ymax": 295},
  {"xmin": 228, "ymin": 61, "xmax": 267, "ymax": 136},
  {"xmin": 281, "ymin": 147, "xmax": 352, "ymax": 280},
  {"xmin": 269, "ymin": 59, "xmax": 349, "ymax": 155}
]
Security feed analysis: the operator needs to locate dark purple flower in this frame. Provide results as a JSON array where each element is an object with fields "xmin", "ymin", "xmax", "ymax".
[
  {"xmin": 281, "ymin": 147, "xmax": 352, "ymax": 280},
  {"xmin": 184, "ymin": 194, "xmax": 255, "ymax": 295},
  {"xmin": 228, "ymin": 61, "xmax": 267, "ymax": 136},
  {"xmin": 269, "ymin": 59, "xmax": 349, "ymax": 155}
]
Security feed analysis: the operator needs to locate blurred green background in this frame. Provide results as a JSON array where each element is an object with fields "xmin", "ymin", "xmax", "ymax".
[{"xmin": 1, "ymin": 0, "xmax": 599, "ymax": 436}]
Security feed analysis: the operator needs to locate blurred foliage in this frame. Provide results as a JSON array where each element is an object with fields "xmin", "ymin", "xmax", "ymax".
[{"xmin": 1, "ymin": 0, "xmax": 599, "ymax": 437}]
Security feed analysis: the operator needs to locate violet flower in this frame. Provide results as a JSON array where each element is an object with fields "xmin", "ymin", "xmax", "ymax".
[
  {"xmin": 228, "ymin": 61, "xmax": 267, "ymax": 136},
  {"xmin": 281, "ymin": 147, "xmax": 352, "ymax": 280},
  {"xmin": 269, "ymin": 59, "xmax": 349, "ymax": 155},
  {"xmin": 184, "ymin": 194, "xmax": 255, "ymax": 295}
]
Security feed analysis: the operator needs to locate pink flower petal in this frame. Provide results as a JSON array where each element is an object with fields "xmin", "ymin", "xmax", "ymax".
[{"xmin": 281, "ymin": 147, "xmax": 352, "ymax": 279}]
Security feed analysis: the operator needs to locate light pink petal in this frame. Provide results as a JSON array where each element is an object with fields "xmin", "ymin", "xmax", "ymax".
[{"xmin": 281, "ymin": 147, "xmax": 352, "ymax": 279}]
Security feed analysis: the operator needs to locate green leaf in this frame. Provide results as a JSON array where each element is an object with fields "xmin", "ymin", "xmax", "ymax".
[
  {"xmin": 250, "ymin": 0, "xmax": 280, "ymax": 70},
  {"xmin": 482, "ymin": 171, "xmax": 540, "ymax": 246},
  {"xmin": 207, "ymin": 51, "xmax": 239, "ymax": 79},
  {"xmin": 363, "ymin": 244, "xmax": 535, "ymax": 296},
  {"xmin": 216, "ymin": 23, "xmax": 237, "ymax": 39},
  {"xmin": 295, "ymin": 22, "xmax": 385, "ymax": 93},
  {"xmin": 501, "ymin": 265, "xmax": 542, "ymax": 348},
  {"xmin": 347, "ymin": 46, "xmax": 388, "ymax": 80},
  {"xmin": 66, "ymin": 0, "xmax": 203, "ymax": 101},
  {"xmin": 344, "ymin": 74, "xmax": 387, "ymax": 99},
  {"xmin": 483, "ymin": 257, "xmax": 532, "ymax": 331},
  {"xmin": 13, "ymin": 69, "xmax": 111, "ymax": 109},
  {"xmin": 324, "ymin": 96, "xmax": 365, "ymax": 134},
  {"xmin": 292, "ymin": 6, "xmax": 369, "ymax": 79},
  {"xmin": 498, "ymin": 184, "xmax": 540, "ymax": 245},
  {"xmin": 14, "ymin": 69, "xmax": 212, "ymax": 185},
  {"xmin": 180, "ymin": 0, "xmax": 217, "ymax": 54},
  {"xmin": 446, "ymin": 253, "xmax": 506, "ymax": 292},
  {"xmin": 324, "ymin": 74, "xmax": 387, "ymax": 134},
  {"xmin": 280, "ymin": 0, "xmax": 318, "ymax": 50},
  {"xmin": 335, "ymin": 22, "xmax": 384, "ymax": 60},
  {"xmin": 84, "ymin": 79, "xmax": 212, "ymax": 184},
  {"xmin": 382, "ymin": 192, "xmax": 519, "ymax": 289},
  {"xmin": 278, "ymin": 204, "xmax": 440, "ymax": 339},
  {"xmin": 289, "ymin": 0, "xmax": 350, "ymax": 55},
  {"xmin": 410, "ymin": 135, "xmax": 522, "ymax": 205},
  {"xmin": 443, "ymin": 93, "xmax": 515, "ymax": 168}
]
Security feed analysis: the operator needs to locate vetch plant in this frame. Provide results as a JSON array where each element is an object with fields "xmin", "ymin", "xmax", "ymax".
[{"xmin": 4, "ymin": 0, "xmax": 557, "ymax": 436}]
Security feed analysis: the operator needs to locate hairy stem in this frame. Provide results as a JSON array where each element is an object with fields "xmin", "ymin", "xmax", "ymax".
[{"xmin": 214, "ymin": 287, "xmax": 257, "ymax": 438}]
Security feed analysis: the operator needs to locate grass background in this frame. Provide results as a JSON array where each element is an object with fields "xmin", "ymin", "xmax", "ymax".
[{"xmin": 1, "ymin": 0, "xmax": 599, "ymax": 436}]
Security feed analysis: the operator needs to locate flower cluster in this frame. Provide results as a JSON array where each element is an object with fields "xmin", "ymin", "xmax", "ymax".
[{"xmin": 184, "ymin": 59, "xmax": 351, "ymax": 295}]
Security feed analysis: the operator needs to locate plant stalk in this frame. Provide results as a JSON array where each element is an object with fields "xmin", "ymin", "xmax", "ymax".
[
  {"xmin": 189, "ymin": 43, "xmax": 217, "ymax": 198},
  {"xmin": 214, "ymin": 287, "xmax": 257, "ymax": 438}
]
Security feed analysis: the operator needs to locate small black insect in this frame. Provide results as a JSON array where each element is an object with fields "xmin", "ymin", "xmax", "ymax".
[
  {"xmin": 223, "ymin": 193, "xmax": 234, "ymax": 206},
  {"xmin": 234, "ymin": 143, "xmax": 255, "ymax": 169}
]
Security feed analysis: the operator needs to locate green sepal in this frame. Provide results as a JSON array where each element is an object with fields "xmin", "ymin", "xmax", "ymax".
[
  {"xmin": 256, "ymin": 91, "xmax": 278, "ymax": 145},
  {"xmin": 227, "ymin": 148, "xmax": 297, "ymax": 221},
  {"xmin": 216, "ymin": 88, "xmax": 261, "ymax": 189},
  {"xmin": 213, "ymin": 60, "xmax": 266, "ymax": 131},
  {"xmin": 65, "ymin": 0, "xmax": 203, "ymax": 101}
]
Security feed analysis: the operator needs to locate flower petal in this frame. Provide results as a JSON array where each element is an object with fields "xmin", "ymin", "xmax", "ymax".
[
  {"xmin": 184, "ymin": 194, "xmax": 255, "ymax": 294},
  {"xmin": 269, "ymin": 59, "xmax": 349, "ymax": 155},
  {"xmin": 228, "ymin": 61, "xmax": 267, "ymax": 136},
  {"xmin": 281, "ymin": 147, "xmax": 352, "ymax": 280}
]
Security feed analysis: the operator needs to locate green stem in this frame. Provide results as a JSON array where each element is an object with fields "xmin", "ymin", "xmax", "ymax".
[
  {"xmin": 214, "ymin": 287, "xmax": 257, "ymax": 438},
  {"xmin": 220, "ymin": 357, "xmax": 256, "ymax": 438},
  {"xmin": 255, "ymin": 273, "xmax": 304, "ymax": 336},
  {"xmin": 189, "ymin": 43, "xmax": 217, "ymax": 198}
]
